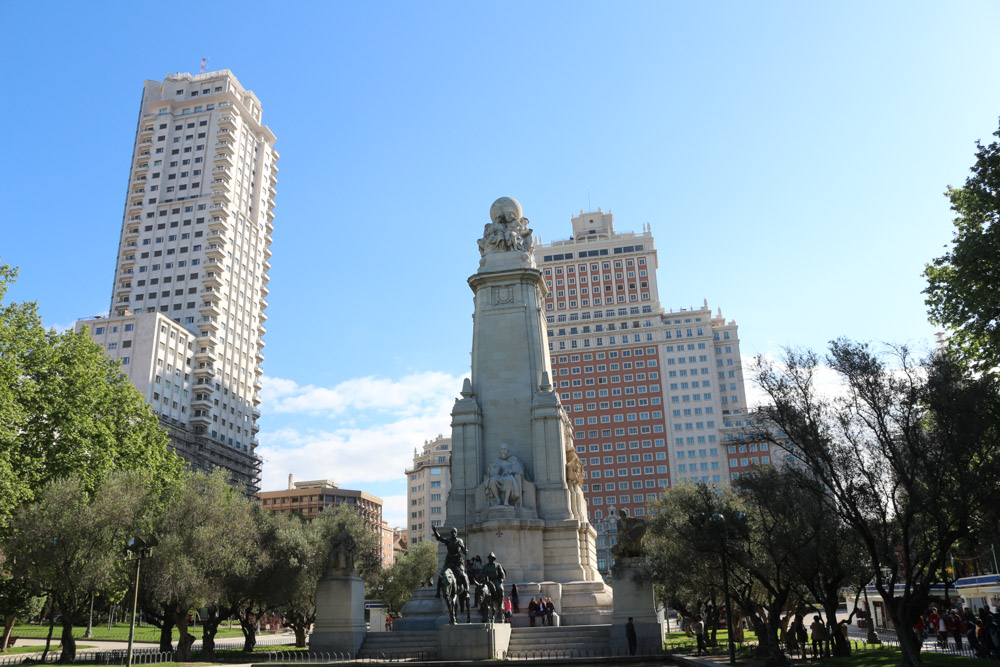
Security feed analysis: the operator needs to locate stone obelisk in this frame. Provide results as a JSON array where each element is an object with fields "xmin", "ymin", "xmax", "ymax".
[{"xmin": 445, "ymin": 197, "xmax": 612, "ymax": 626}]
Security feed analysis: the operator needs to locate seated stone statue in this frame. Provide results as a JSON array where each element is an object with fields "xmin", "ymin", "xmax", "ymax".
[
  {"xmin": 327, "ymin": 521, "xmax": 357, "ymax": 574},
  {"xmin": 485, "ymin": 443, "xmax": 526, "ymax": 507}
]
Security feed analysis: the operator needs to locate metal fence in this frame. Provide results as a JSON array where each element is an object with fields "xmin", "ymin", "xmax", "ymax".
[{"xmin": 260, "ymin": 650, "xmax": 434, "ymax": 662}]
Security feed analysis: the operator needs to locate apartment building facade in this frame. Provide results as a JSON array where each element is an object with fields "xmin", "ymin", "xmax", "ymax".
[
  {"xmin": 77, "ymin": 69, "xmax": 277, "ymax": 493},
  {"xmin": 405, "ymin": 434, "xmax": 452, "ymax": 545},
  {"xmin": 535, "ymin": 209, "xmax": 749, "ymax": 572},
  {"xmin": 258, "ymin": 477, "xmax": 391, "ymax": 564}
]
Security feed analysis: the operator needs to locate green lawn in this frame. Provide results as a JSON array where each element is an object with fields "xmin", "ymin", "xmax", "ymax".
[
  {"xmin": 825, "ymin": 648, "xmax": 995, "ymax": 667},
  {"xmin": 10, "ymin": 622, "xmax": 245, "ymax": 642},
  {"xmin": 0, "ymin": 644, "xmax": 95, "ymax": 655}
]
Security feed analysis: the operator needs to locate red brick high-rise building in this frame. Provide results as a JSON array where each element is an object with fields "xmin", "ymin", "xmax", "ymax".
[{"xmin": 536, "ymin": 209, "xmax": 748, "ymax": 572}]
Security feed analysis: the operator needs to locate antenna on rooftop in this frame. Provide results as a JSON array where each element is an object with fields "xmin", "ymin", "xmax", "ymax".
[{"xmin": 200, "ymin": 57, "xmax": 208, "ymax": 74}]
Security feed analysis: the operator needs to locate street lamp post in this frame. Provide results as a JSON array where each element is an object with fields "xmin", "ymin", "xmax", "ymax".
[{"xmin": 125, "ymin": 537, "xmax": 157, "ymax": 667}]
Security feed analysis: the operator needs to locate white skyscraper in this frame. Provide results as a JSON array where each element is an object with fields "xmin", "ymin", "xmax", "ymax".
[{"xmin": 77, "ymin": 69, "xmax": 277, "ymax": 493}]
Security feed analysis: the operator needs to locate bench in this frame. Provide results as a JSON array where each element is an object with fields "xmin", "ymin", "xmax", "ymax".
[{"xmin": 5, "ymin": 636, "xmax": 17, "ymax": 648}]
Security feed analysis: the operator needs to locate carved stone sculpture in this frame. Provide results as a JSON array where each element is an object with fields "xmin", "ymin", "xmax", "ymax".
[
  {"xmin": 327, "ymin": 521, "xmax": 357, "ymax": 574},
  {"xmin": 566, "ymin": 450, "xmax": 585, "ymax": 487},
  {"xmin": 611, "ymin": 509, "xmax": 647, "ymax": 558},
  {"xmin": 484, "ymin": 443, "xmax": 526, "ymax": 507},
  {"xmin": 477, "ymin": 197, "xmax": 534, "ymax": 257}
]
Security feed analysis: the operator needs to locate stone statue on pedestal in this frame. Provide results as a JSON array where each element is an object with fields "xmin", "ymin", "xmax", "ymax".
[
  {"xmin": 484, "ymin": 443, "xmax": 526, "ymax": 507},
  {"xmin": 327, "ymin": 521, "xmax": 357, "ymax": 575},
  {"xmin": 611, "ymin": 509, "xmax": 647, "ymax": 559}
]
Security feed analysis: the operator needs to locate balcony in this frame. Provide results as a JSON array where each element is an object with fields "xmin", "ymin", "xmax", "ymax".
[
  {"xmin": 217, "ymin": 128, "xmax": 235, "ymax": 140},
  {"xmin": 259, "ymin": 297, "xmax": 268, "ymax": 311},
  {"xmin": 215, "ymin": 140, "xmax": 234, "ymax": 154},
  {"xmin": 194, "ymin": 365, "xmax": 216, "ymax": 379},
  {"xmin": 203, "ymin": 273, "xmax": 223, "ymax": 289},
  {"xmin": 191, "ymin": 394, "xmax": 213, "ymax": 410},
  {"xmin": 257, "ymin": 323, "xmax": 266, "ymax": 337},
  {"xmin": 206, "ymin": 245, "xmax": 225, "ymax": 261},
  {"xmin": 262, "ymin": 259, "xmax": 271, "ymax": 272},
  {"xmin": 201, "ymin": 288, "xmax": 221, "ymax": 304},
  {"xmin": 190, "ymin": 412, "xmax": 212, "ymax": 427},
  {"xmin": 266, "ymin": 209, "xmax": 274, "ymax": 223},
  {"xmin": 211, "ymin": 189, "xmax": 231, "ymax": 205},
  {"xmin": 255, "ymin": 349, "xmax": 264, "ymax": 364},
  {"xmin": 200, "ymin": 318, "xmax": 220, "ymax": 335},
  {"xmin": 214, "ymin": 153, "xmax": 233, "ymax": 168},
  {"xmin": 134, "ymin": 162, "xmax": 149, "ymax": 174},
  {"xmin": 219, "ymin": 115, "xmax": 236, "ymax": 128},
  {"xmin": 258, "ymin": 310, "xmax": 267, "ymax": 323},
  {"xmin": 194, "ymin": 347, "xmax": 215, "ymax": 364},
  {"xmin": 208, "ymin": 218, "xmax": 227, "ymax": 233},
  {"xmin": 199, "ymin": 300, "xmax": 221, "ymax": 317},
  {"xmin": 251, "ymin": 422, "xmax": 260, "ymax": 435}
]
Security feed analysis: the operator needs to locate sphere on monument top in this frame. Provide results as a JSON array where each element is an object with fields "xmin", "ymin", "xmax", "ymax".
[{"xmin": 490, "ymin": 197, "xmax": 522, "ymax": 224}]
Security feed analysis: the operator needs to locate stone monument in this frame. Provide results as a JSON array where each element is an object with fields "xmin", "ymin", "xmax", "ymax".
[
  {"xmin": 309, "ymin": 522, "xmax": 367, "ymax": 656},
  {"xmin": 445, "ymin": 196, "xmax": 613, "ymax": 625},
  {"xmin": 608, "ymin": 511, "xmax": 663, "ymax": 653}
]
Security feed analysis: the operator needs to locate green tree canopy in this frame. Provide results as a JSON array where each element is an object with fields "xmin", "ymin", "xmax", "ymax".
[
  {"xmin": 8, "ymin": 471, "xmax": 156, "ymax": 663},
  {"xmin": 925, "ymin": 120, "xmax": 1000, "ymax": 371},
  {"xmin": 0, "ymin": 263, "xmax": 181, "ymax": 528}
]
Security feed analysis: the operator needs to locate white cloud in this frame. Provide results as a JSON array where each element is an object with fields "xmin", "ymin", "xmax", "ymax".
[
  {"xmin": 261, "ymin": 371, "xmax": 462, "ymax": 417},
  {"xmin": 380, "ymin": 494, "xmax": 408, "ymax": 529},
  {"xmin": 256, "ymin": 371, "xmax": 465, "ymax": 495}
]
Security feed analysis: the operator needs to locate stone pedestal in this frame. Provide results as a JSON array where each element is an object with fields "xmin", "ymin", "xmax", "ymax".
[
  {"xmin": 438, "ymin": 623, "xmax": 512, "ymax": 661},
  {"xmin": 610, "ymin": 559, "xmax": 663, "ymax": 653},
  {"xmin": 309, "ymin": 574, "xmax": 366, "ymax": 656},
  {"xmin": 395, "ymin": 587, "xmax": 454, "ymax": 631}
]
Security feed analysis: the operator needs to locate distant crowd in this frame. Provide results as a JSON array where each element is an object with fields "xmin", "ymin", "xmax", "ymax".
[
  {"xmin": 466, "ymin": 556, "xmax": 555, "ymax": 626},
  {"xmin": 916, "ymin": 606, "xmax": 1000, "ymax": 659}
]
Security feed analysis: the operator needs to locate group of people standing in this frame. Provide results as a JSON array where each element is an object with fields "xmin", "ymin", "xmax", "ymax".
[{"xmin": 919, "ymin": 606, "xmax": 1000, "ymax": 658}]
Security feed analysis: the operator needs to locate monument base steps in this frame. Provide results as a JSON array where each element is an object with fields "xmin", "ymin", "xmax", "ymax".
[
  {"xmin": 356, "ymin": 630, "xmax": 438, "ymax": 660},
  {"xmin": 506, "ymin": 624, "xmax": 612, "ymax": 657}
]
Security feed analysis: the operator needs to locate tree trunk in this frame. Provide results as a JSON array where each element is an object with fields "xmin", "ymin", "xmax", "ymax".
[
  {"xmin": 172, "ymin": 609, "xmax": 195, "ymax": 662},
  {"xmin": 200, "ymin": 606, "xmax": 222, "ymax": 659},
  {"xmin": 825, "ymin": 603, "xmax": 851, "ymax": 657},
  {"xmin": 294, "ymin": 626, "xmax": 306, "ymax": 648},
  {"xmin": 157, "ymin": 617, "xmax": 175, "ymax": 653},
  {"xmin": 1, "ymin": 615, "xmax": 15, "ymax": 654},
  {"xmin": 58, "ymin": 620, "xmax": 77, "ymax": 664},
  {"xmin": 239, "ymin": 613, "xmax": 257, "ymax": 653},
  {"xmin": 41, "ymin": 606, "xmax": 55, "ymax": 662}
]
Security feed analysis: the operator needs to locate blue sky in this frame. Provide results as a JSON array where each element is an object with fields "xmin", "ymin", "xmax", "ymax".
[{"xmin": 2, "ymin": 1, "xmax": 999, "ymax": 526}]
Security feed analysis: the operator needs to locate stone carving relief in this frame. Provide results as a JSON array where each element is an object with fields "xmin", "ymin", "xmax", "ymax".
[{"xmin": 492, "ymin": 285, "xmax": 515, "ymax": 305}]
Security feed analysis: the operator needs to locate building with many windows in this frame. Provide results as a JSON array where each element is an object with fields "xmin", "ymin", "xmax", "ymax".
[
  {"xmin": 404, "ymin": 434, "xmax": 451, "ymax": 545},
  {"xmin": 258, "ymin": 477, "xmax": 391, "ymax": 564},
  {"xmin": 535, "ymin": 208, "xmax": 749, "ymax": 573},
  {"xmin": 76, "ymin": 69, "xmax": 276, "ymax": 493}
]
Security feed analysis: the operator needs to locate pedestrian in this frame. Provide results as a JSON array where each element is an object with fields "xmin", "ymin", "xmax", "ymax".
[
  {"xmin": 810, "ymin": 615, "xmax": 827, "ymax": 659},
  {"xmin": 948, "ymin": 610, "xmax": 964, "ymax": 650},
  {"xmin": 626, "ymin": 617, "xmax": 637, "ymax": 656},
  {"xmin": 385, "ymin": 615, "xmax": 392, "ymax": 632},
  {"xmin": 545, "ymin": 598, "xmax": 555, "ymax": 626},
  {"xmin": 795, "ymin": 620, "xmax": 809, "ymax": 660},
  {"xmin": 528, "ymin": 597, "xmax": 539, "ymax": 627},
  {"xmin": 511, "ymin": 583, "xmax": 520, "ymax": 613},
  {"xmin": 692, "ymin": 616, "xmax": 707, "ymax": 655},
  {"xmin": 503, "ymin": 597, "xmax": 512, "ymax": 624}
]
